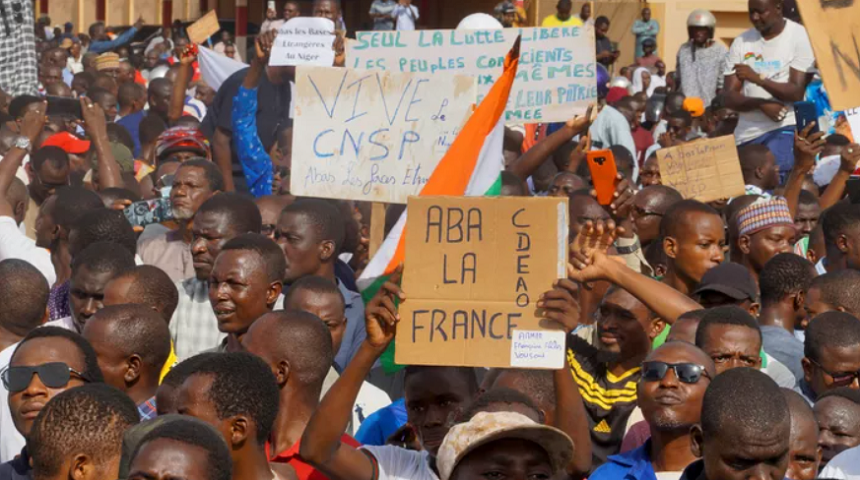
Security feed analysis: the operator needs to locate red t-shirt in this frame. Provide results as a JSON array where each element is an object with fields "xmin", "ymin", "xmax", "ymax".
[
  {"xmin": 266, "ymin": 434, "xmax": 361, "ymax": 480},
  {"xmin": 631, "ymin": 126, "xmax": 654, "ymax": 166}
]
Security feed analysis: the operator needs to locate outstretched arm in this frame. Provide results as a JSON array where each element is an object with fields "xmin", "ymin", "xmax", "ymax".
[
  {"xmin": 300, "ymin": 267, "xmax": 404, "ymax": 480},
  {"xmin": 569, "ymin": 221, "xmax": 702, "ymax": 324},
  {"xmin": 508, "ymin": 106, "xmax": 594, "ymax": 180},
  {"xmin": 80, "ymin": 97, "xmax": 122, "ymax": 190}
]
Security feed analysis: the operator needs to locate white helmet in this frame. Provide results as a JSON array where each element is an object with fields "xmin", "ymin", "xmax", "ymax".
[
  {"xmin": 148, "ymin": 65, "xmax": 170, "ymax": 80},
  {"xmin": 687, "ymin": 10, "xmax": 716, "ymax": 28},
  {"xmin": 457, "ymin": 13, "xmax": 503, "ymax": 30},
  {"xmin": 609, "ymin": 76, "xmax": 633, "ymax": 93}
]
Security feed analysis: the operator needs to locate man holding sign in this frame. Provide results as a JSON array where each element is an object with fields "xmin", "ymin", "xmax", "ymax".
[{"xmin": 299, "ymin": 264, "xmax": 593, "ymax": 480}]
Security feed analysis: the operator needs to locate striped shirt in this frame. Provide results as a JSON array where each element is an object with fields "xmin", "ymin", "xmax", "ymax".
[{"xmin": 567, "ymin": 335, "xmax": 640, "ymax": 469}]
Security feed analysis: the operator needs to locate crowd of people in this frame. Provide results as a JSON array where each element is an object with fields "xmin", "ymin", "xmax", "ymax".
[{"xmin": 0, "ymin": 0, "xmax": 856, "ymax": 480}]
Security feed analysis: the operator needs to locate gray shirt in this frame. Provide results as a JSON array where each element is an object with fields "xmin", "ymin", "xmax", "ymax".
[
  {"xmin": 676, "ymin": 40, "xmax": 728, "ymax": 107},
  {"xmin": 761, "ymin": 325, "xmax": 805, "ymax": 383},
  {"xmin": 370, "ymin": 0, "xmax": 397, "ymax": 30}
]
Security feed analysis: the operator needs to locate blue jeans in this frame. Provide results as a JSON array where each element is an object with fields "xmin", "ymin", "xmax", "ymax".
[{"xmin": 740, "ymin": 127, "xmax": 796, "ymax": 185}]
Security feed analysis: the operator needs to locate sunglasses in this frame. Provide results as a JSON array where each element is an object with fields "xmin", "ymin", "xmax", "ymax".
[
  {"xmin": 1, "ymin": 362, "xmax": 89, "ymax": 393},
  {"xmin": 641, "ymin": 361, "xmax": 711, "ymax": 384},
  {"xmin": 810, "ymin": 358, "xmax": 860, "ymax": 387}
]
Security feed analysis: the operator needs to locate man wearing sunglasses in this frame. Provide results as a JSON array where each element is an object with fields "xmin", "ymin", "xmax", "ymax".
[
  {"xmin": 798, "ymin": 311, "xmax": 860, "ymax": 403},
  {"xmin": 630, "ymin": 186, "xmax": 683, "ymax": 249},
  {"xmin": 0, "ymin": 326, "xmax": 103, "ymax": 470},
  {"xmin": 591, "ymin": 342, "xmax": 715, "ymax": 480}
]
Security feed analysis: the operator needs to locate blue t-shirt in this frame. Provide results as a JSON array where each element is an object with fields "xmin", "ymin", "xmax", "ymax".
[
  {"xmin": 117, "ymin": 110, "xmax": 146, "ymax": 158},
  {"xmin": 354, "ymin": 398, "xmax": 407, "ymax": 446}
]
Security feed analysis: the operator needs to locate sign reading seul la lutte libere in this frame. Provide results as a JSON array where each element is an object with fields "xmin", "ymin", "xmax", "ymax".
[
  {"xmin": 290, "ymin": 66, "xmax": 476, "ymax": 203},
  {"xmin": 346, "ymin": 26, "xmax": 598, "ymax": 123}
]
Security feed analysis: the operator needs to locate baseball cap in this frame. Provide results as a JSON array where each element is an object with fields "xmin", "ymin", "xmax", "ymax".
[
  {"xmin": 693, "ymin": 262, "xmax": 758, "ymax": 302},
  {"xmin": 606, "ymin": 86, "xmax": 628, "ymax": 104},
  {"xmin": 501, "ymin": 2, "xmax": 517, "ymax": 13},
  {"xmin": 683, "ymin": 97, "xmax": 705, "ymax": 117},
  {"xmin": 42, "ymin": 131, "xmax": 91, "ymax": 154},
  {"xmin": 437, "ymin": 411, "xmax": 574, "ymax": 480}
]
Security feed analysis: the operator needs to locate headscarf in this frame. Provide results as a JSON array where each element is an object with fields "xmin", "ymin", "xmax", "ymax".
[
  {"xmin": 632, "ymin": 67, "xmax": 666, "ymax": 97},
  {"xmin": 155, "ymin": 126, "xmax": 211, "ymax": 161}
]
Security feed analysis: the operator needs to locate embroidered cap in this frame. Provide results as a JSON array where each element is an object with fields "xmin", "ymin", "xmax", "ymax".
[{"xmin": 737, "ymin": 196, "xmax": 796, "ymax": 237}]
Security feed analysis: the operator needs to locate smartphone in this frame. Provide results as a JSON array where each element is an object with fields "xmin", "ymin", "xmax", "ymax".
[
  {"xmin": 267, "ymin": 0, "xmax": 276, "ymax": 9},
  {"xmin": 123, "ymin": 198, "xmax": 174, "ymax": 228},
  {"xmin": 586, "ymin": 149, "xmax": 618, "ymax": 206},
  {"xmin": 46, "ymin": 96, "xmax": 82, "ymax": 119},
  {"xmin": 847, "ymin": 178, "xmax": 860, "ymax": 204},
  {"xmin": 794, "ymin": 101, "xmax": 819, "ymax": 135}
]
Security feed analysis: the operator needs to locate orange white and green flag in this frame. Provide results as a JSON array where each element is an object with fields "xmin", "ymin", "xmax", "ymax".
[{"xmin": 356, "ymin": 38, "xmax": 522, "ymax": 372}]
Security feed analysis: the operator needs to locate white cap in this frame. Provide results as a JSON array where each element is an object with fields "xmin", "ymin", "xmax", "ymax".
[{"xmin": 457, "ymin": 13, "xmax": 503, "ymax": 30}]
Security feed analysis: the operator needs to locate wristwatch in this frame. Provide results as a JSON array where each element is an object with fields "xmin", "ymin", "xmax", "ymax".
[{"xmin": 13, "ymin": 136, "xmax": 30, "ymax": 153}]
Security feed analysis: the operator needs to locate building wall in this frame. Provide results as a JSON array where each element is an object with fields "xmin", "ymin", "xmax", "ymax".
[
  {"xmin": 39, "ymin": 0, "xmax": 201, "ymax": 32},
  {"xmin": 536, "ymin": 0, "xmax": 751, "ymax": 74}
]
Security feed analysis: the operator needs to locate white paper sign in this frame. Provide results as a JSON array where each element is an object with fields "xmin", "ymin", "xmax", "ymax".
[
  {"xmin": 347, "ymin": 26, "xmax": 598, "ymax": 123},
  {"xmin": 270, "ymin": 17, "xmax": 336, "ymax": 67},
  {"xmin": 510, "ymin": 330, "xmax": 566, "ymax": 369},
  {"xmin": 290, "ymin": 66, "xmax": 476, "ymax": 203},
  {"xmin": 847, "ymin": 107, "xmax": 860, "ymax": 141}
]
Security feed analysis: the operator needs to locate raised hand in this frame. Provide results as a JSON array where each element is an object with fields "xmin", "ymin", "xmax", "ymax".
[
  {"xmin": 794, "ymin": 121, "xmax": 825, "ymax": 175},
  {"xmin": 568, "ymin": 219, "xmax": 625, "ymax": 283},
  {"xmin": 256, "ymin": 29, "xmax": 278, "ymax": 63},
  {"xmin": 19, "ymin": 101, "xmax": 47, "ymax": 143},
  {"xmin": 365, "ymin": 264, "xmax": 405, "ymax": 349},
  {"xmin": 537, "ymin": 279, "xmax": 580, "ymax": 333},
  {"xmin": 80, "ymin": 96, "xmax": 107, "ymax": 139},
  {"xmin": 840, "ymin": 143, "xmax": 860, "ymax": 174}
]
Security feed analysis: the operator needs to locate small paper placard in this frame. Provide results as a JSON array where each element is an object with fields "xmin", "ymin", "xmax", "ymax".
[
  {"xmin": 656, "ymin": 135, "xmax": 745, "ymax": 203},
  {"xmin": 269, "ymin": 17, "xmax": 336, "ymax": 67},
  {"xmin": 510, "ymin": 330, "xmax": 566, "ymax": 369},
  {"xmin": 187, "ymin": 10, "xmax": 220, "ymax": 45}
]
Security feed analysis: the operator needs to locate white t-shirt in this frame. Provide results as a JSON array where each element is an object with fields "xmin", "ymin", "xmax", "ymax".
[
  {"xmin": 392, "ymin": 5, "xmax": 419, "ymax": 31},
  {"xmin": 655, "ymin": 472, "xmax": 683, "ymax": 480},
  {"xmin": 0, "ymin": 217, "xmax": 56, "ymax": 286},
  {"xmin": 820, "ymin": 444, "xmax": 860, "ymax": 479},
  {"xmin": 361, "ymin": 446, "xmax": 438, "ymax": 480},
  {"xmin": 725, "ymin": 19, "xmax": 815, "ymax": 144},
  {"xmin": 0, "ymin": 317, "xmax": 75, "ymax": 462}
]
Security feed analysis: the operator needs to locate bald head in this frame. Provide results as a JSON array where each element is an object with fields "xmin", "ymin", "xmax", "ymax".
[
  {"xmin": 255, "ymin": 195, "xmax": 294, "ymax": 230},
  {"xmin": 103, "ymin": 265, "xmax": 180, "ymax": 323},
  {"xmin": 5, "ymin": 177, "xmax": 27, "ymax": 225},
  {"xmin": 85, "ymin": 304, "xmax": 171, "ymax": 370},
  {"xmin": 45, "ymin": 81, "xmax": 72, "ymax": 98},
  {"xmin": 636, "ymin": 185, "xmax": 684, "ymax": 212},
  {"xmin": 241, "ymin": 310, "xmax": 333, "ymax": 392}
]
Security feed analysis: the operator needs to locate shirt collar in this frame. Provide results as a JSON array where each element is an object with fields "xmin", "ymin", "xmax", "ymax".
[{"xmin": 606, "ymin": 441, "xmax": 655, "ymax": 475}]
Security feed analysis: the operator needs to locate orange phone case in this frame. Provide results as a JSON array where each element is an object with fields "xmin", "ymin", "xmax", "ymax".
[{"xmin": 586, "ymin": 149, "xmax": 618, "ymax": 206}]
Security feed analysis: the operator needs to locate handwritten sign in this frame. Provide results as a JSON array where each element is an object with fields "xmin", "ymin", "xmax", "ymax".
[
  {"xmin": 796, "ymin": 0, "xmax": 860, "ymax": 110},
  {"xmin": 397, "ymin": 196, "xmax": 569, "ymax": 368},
  {"xmin": 186, "ymin": 10, "xmax": 220, "ymax": 45},
  {"xmin": 656, "ymin": 136, "xmax": 745, "ymax": 203},
  {"xmin": 346, "ymin": 26, "xmax": 598, "ymax": 123},
  {"xmin": 270, "ymin": 17, "xmax": 336, "ymax": 67},
  {"xmin": 290, "ymin": 66, "xmax": 476, "ymax": 203}
]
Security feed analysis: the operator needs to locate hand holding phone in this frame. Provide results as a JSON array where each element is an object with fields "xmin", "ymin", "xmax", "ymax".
[
  {"xmin": 586, "ymin": 149, "xmax": 618, "ymax": 206},
  {"xmin": 123, "ymin": 198, "xmax": 174, "ymax": 228},
  {"xmin": 794, "ymin": 101, "xmax": 819, "ymax": 135}
]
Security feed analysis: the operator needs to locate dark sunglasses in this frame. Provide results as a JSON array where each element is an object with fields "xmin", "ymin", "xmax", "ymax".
[
  {"xmin": 1, "ymin": 362, "xmax": 88, "ymax": 393},
  {"xmin": 641, "ymin": 361, "xmax": 711, "ymax": 384},
  {"xmin": 810, "ymin": 358, "xmax": 860, "ymax": 387}
]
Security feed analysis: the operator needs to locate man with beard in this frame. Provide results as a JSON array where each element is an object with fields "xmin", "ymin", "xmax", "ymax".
[
  {"xmin": 138, "ymin": 159, "xmax": 223, "ymax": 282},
  {"xmin": 170, "ymin": 193, "xmax": 261, "ymax": 360},
  {"xmin": 590, "ymin": 342, "xmax": 715, "ymax": 480}
]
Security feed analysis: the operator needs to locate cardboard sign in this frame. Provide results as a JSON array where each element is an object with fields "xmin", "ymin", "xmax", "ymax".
[
  {"xmin": 187, "ymin": 10, "xmax": 220, "ymax": 45},
  {"xmin": 397, "ymin": 196, "xmax": 569, "ymax": 368},
  {"xmin": 346, "ymin": 26, "xmax": 598, "ymax": 123},
  {"xmin": 290, "ymin": 66, "xmax": 476, "ymax": 203},
  {"xmin": 270, "ymin": 17, "xmax": 336, "ymax": 67},
  {"xmin": 796, "ymin": 0, "xmax": 860, "ymax": 111},
  {"xmin": 656, "ymin": 136, "xmax": 745, "ymax": 202}
]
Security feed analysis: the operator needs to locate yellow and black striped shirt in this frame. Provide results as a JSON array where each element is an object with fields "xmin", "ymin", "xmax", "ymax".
[{"xmin": 567, "ymin": 335, "xmax": 640, "ymax": 468}]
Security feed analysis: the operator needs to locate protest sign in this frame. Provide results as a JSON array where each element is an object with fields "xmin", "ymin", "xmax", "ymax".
[
  {"xmin": 656, "ymin": 136, "xmax": 745, "ymax": 203},
  {"xmin": 290, "ymin": 66, "xmax": 476, "ymax": 203},
  {"xmin": 186, "ymin": 10, "xmax": 220, "ymax": 45},
  {"xmin": 346, "ymin": 26, "xmax": 598, "ymax": 123},
  {"xmin": 796, "ymin": 0, "xmax": 860, "ymax": 111},
  {"xmin": 269, "ymin": 17, "xmax": 336, "ymax": 67},
  {"xmin": 846, "ymin": 107, "xmax": 860, "ymax": 142},
  {"xmin": 397, "ymin": 196, "xmax": 569, "ymax": 369}
]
